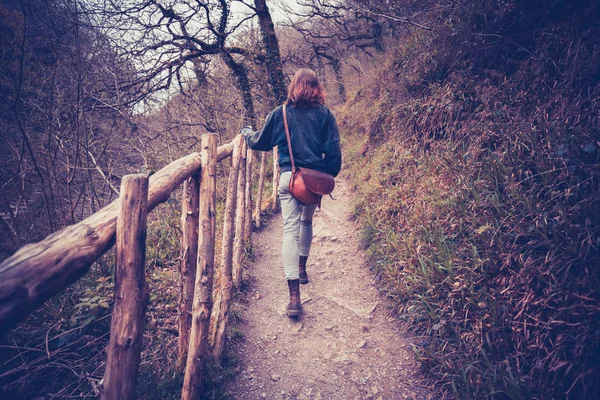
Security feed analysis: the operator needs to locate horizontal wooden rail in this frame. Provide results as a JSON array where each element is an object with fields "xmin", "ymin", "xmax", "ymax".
[{"xmin": 0, "ymin": 141, "xmax": 235, "ymax": 336}]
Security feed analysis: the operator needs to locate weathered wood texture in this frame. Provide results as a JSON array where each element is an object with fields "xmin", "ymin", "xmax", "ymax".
[
  {"xmin": 177, "ymin": 173, "xmax": 200, "ymax": 372},
  {"xmin": 233, "ymin": 141, "xmax": 248, "ymax": 288},
  {"xmin": 0, "ymin": 142, "xmax": 234, "ymax": 336},
  {"xmin": 254, "ymin": 151, "xmax": 267, "ymax": 228},
  {"xmin": 101, "ymin": 175, "xmax": 149, "ymax": 400},
  {"xmin": 244, "ymin": 149, "xmax": 255, "ymax": 242},
  {"xmin": 271, "ymin": 146, "xmax": 280, "ymax": 210},
  {"xmin": 211, "ymin": 135, "xmax": 244, "ymax": 363},
  {"xmin": 182, "ymin": 134, "xmax": 218, "ymax": 400}
]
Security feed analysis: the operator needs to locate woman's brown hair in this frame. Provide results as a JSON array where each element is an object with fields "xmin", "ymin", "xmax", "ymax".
[{"xmin": 286, "ymin": 68, "xmax": 325, "ymax": 108}]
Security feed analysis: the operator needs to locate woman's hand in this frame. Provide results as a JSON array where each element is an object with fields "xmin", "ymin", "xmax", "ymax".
[{"xmin": 240, "ymin": 126, "xmax": 253, "ymax": 136}]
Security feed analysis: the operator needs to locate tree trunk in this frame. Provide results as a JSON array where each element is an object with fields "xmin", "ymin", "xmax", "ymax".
[
  {"xmin": 372, "ymin": 19, "xmax": 385, "ymax": 52},
  {"xmin": 221, "ymin": 50, "xmax": 258, "ymax": 128},
  {"xmin": 177, "ymin": 173, "xmax": 200, "ymax": 372},
  {"xmin": 317, "ymin": 50, "xmax": 346, "ymax": 103},
  {"xmin": 191, "ymin": 57, "xmax": 219, "ymax": 134},
  {"xmin": 101, "ymin": 174, "xmax": 149, "ymax": 400},
  {"xmin": 330, "ymin": 58, "xmax": 346, "ymax": 102},
  {"xmin": 254, "ymin": 152, "xmax": 267, "ymax": 228},
  {"xmin": 315, "ymin": 48, "xmax": 327, "ymax": 87},
  {"xmin": 233, "ymin": 142, "xmax": 247, "ymax": 288},
  {"xmin": 0, "ymin": 141, "xmax": 234, "ymax": 337},
  {"xmin": 211, "ymin": 135, "xmax": 244, "ymax": 363},
  {"xmin": 254, "ymin": 0, "xmax": 287, "ymax": 105},
  {"xmin": 182, "ymin": 134, "xmax": 218, "ymax": 400}
]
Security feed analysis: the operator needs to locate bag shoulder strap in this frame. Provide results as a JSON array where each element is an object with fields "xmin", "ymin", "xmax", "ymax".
[{"xmin": 282, "ymin": 104, "xmax": 296, "ymax": 172}]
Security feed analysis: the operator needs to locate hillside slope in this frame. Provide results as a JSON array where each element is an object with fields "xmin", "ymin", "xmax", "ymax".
[{"xmin": 338, "ymin": 1, "xmax": 599, "ymax": 398}]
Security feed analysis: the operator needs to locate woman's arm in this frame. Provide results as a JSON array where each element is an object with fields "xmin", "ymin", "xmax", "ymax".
[
  {"xmin": 323, "ymin": 110, "xmax": 342, "ymax": 177},
  {"xmin": 245, "ymin": 108, "xmax": 277, "ymax": 151}
]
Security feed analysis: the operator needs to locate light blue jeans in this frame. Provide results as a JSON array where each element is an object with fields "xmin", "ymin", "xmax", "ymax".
[{"xmin": 278, "ymin": 171, "xmax": 318, "ymax": 280}]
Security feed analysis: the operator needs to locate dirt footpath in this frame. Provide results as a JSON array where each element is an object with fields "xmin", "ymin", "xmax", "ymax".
[{"xmin": 227, "ymin": 177, "xmax": 434, "ymax": 400}]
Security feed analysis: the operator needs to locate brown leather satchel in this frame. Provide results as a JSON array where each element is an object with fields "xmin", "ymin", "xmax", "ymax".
[{"xmin": 283, "ymin": 104, "xmax": 335, "ymax": 206}]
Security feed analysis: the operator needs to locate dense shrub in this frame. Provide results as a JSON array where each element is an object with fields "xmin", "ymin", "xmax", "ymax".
[{"xmin": 339, "ymin": 1, "xmax": 599, "ymax": 398}]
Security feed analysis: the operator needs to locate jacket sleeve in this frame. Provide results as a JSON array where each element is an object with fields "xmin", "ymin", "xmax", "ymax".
[
  {"xmin": 323, "ymin": 110, "xmax": 342, "ymax": 177},
  {"xmin": 245, "ymin": 108, "xmax": 277, "ymax": 151}
]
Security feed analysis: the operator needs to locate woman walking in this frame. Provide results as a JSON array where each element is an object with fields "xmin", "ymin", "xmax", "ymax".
[{"xmin": 243, "ymin": 68, "xmax": 342, "ymax": 317}]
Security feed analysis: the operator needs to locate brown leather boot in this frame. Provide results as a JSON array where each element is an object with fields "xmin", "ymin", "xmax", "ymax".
[
  {"xmin": 286, "ymin": 279, "xmax": 302, "ymax": 317},
  {"xmin": 299, "ymin": 256, "xmax": 309, "ymax": 284}
]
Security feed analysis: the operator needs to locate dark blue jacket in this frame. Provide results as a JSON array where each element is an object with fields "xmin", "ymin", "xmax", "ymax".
[{"xmin": 245, "ymin": 104, "xmax": 342, "ymax": 177}]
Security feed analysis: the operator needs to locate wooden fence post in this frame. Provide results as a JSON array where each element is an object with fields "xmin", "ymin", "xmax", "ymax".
[
  {"xmin": 211, "ymin": 135, "xmax": 244, "ymax": 363},
  {"xmin": 102, "ymin": 174, "xmax": 149, "ymax": 400},
  {"xmin": 271, "ymin": 146, "xmax": 280, "ymax": 211},
  {"xmin": 182, "ymin": 134, "xmax": 218, "ymax": 400},
  {"xmin": 254, "ymin": 151, "xmax": 267, "ymax": 228},
  {"xmin": 233, "ymin": 141, "xmax": 247, "ymax": 288},
  {"xmin": 244, "ymin": 149, "xmax": 254, "ymax": 242},
  {"xmin": 177, "ymin": 172, "xmax": 200, "ymax": 372}
]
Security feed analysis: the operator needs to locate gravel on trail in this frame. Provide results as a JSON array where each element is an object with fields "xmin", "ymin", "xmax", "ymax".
[{"xmin": 227, "ymin": 177, "xmax": 435, "ymax": 400}]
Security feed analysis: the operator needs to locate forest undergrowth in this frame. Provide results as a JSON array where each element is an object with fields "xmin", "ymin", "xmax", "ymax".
[
  {"xmin": 338, "ymin": 2, "xmax": 599, "ymax": 399},
  {"xmin": 0, "ymin": 163, "xmax": 276, "ymax": 399}
]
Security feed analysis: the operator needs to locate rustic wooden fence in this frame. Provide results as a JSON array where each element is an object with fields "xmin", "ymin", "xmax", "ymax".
[{"xmin": 0, "ymin": 134, "xmax": 279, "ymax": 399}]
